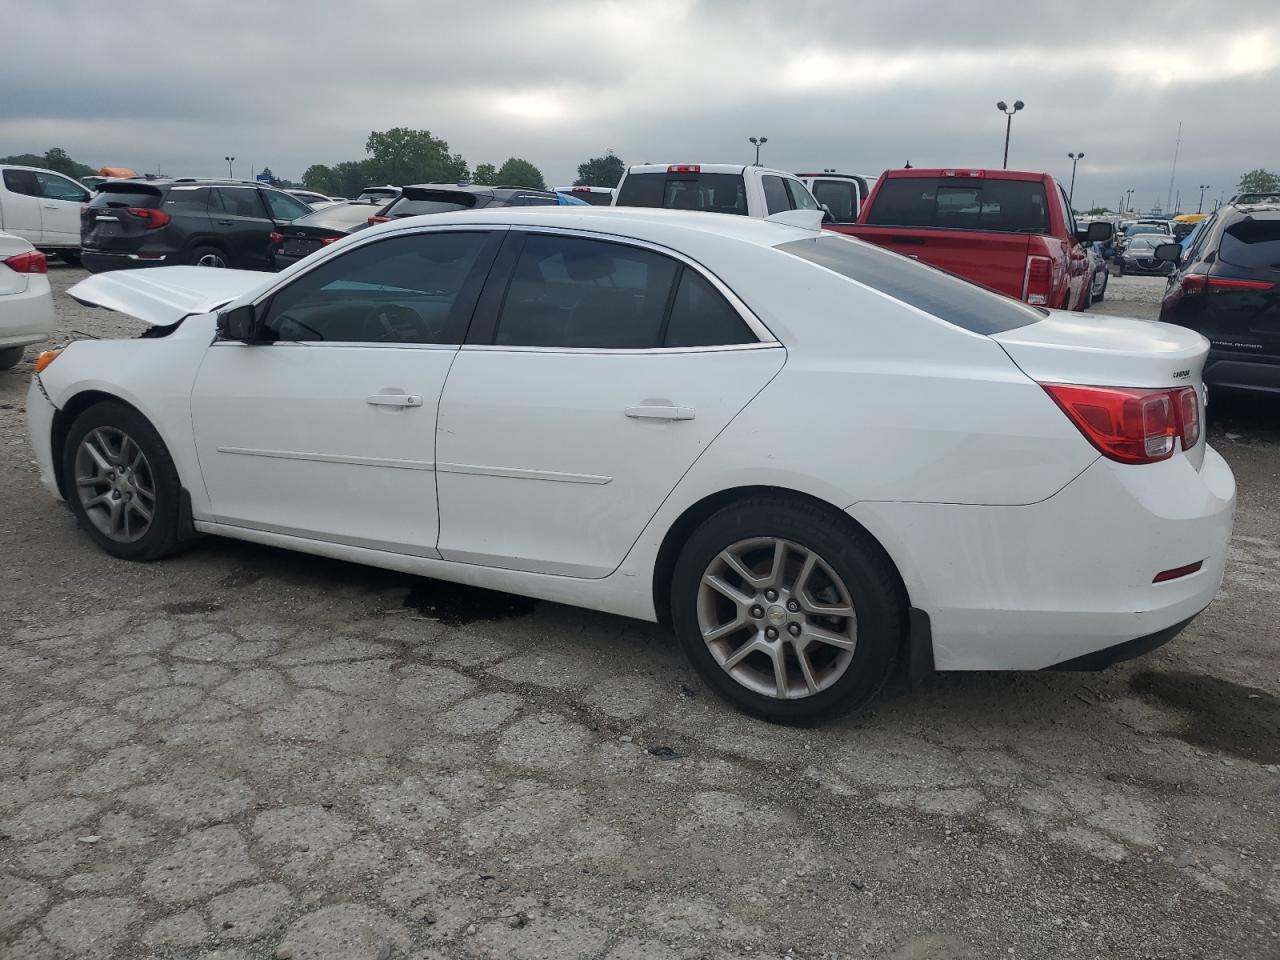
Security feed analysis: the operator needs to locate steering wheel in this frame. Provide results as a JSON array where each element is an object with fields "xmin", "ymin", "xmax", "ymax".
[{"xmin": 363, "ymin": 303, "xmax": 433, "ymax": 343}]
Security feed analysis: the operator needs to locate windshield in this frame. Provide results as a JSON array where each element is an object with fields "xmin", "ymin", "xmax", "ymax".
[
  {"xmin": 864, "ymin": 177, "xmax": 1050, "ymax": 233},
  {"xmin": 1126, "ymin": 223, "xmax": 1168, "ymax": 236},
  {"xmin": 777, "ymin": 234, "xmax": 1042, "ymax": 334},
  {"xmin": 1128, "ymin": 237, "xmax": 1162, "ymax": 251}
]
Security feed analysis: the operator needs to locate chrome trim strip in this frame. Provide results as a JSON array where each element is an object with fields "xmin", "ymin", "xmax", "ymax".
[
  {"xmin": 437, "ymin": 462, "xmax": 611, "ymax": 485},
  {"xmin": 217, "ymin": 447, "xmax": 435, "ymax": 471},
  {"xmin": 459, "ymin": 342, "xmax": 780, "ymax": 356}
]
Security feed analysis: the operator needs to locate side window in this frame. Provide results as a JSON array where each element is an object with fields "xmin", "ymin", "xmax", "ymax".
[
  {"xmin": 2, "ymin": 170, "xmax": 40, "ymax": 197},
  {"xmin": 785, "ymin": 179, "xmax": 821, "ymax": 211},
  {"xmin": 259, "ymin": 231, "xmax": 494, "ymax": 345},
  {"xmin": 1186, "ymin": 214, "xmax": 1217, "ymax": 264},
  {"xmin": 493, "ymin": 234, "xmax": 678, "ymax": 349},
  {"xmin": 812, "ymin": 180, "xmax": 857, "ymax": 223},
  {"xmin": 35, "ymin": 172, "xmax": 89, "ymax": 202},
  {"xmin": 215, "ymin": 188, "xmax": 268, "ymax": 218},
  {"xmin": 263, "ymin": 189, "xmax": 311, "ymax": 222},
  {"xmin": 762, "ymin": 175, "xmax": 792, "ymax": 215},
  {"xmin": 663, "ymin": 269, "xmax": 755, "ymax": 348},
  {"xmin": 1059, "ymin": 186, "xmax": 1079, "ymax": 237},
  {"xmin": 163, "ymin": 186, "xmax": 211, "ymax": 214}
]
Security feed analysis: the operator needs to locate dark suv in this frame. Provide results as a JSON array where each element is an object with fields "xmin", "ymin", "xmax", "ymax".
[
  {"xmin": 1158, "ymin": 197, "xmax": 1280, "ymax": 394},
  {"xmin": 371, "ymin": 183, "xmax": 565, "ymax": 223},
  {"xmin": 81, "ymin": 178, "xmax": 314, "ymax": 273}
]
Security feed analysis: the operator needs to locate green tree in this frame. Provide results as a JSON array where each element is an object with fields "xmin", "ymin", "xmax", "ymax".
[
  {"xmin": 574, "ymin": 150, "xmax": 625, "ymax": 188},
  {"xmin": 494, "ymin": 157, "xmax": 545, "ymax": 189},
  {"xmin": 364, "ymin": 127, "xmax": 468, "ymax": 185},
  {"xmin": 302, "ymin": 164, "xmax": 340, "ymax": 194},
  {"xmin": 472, "ymin": 163, "xmax": 498, "ymax": 186},
  {"xmin": 0, "ymin": 147, "xmax": 95, "ymax": 180},
  {"xmin": 1237, "ymin": 168, "xmax": 1280, "ymax": 195},
  {"xmin": 333, "ymin": 160, "xmax": 373, "ymax": 198}
]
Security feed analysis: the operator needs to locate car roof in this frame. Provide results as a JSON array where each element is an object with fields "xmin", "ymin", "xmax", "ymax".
[{"xmin": 101, "ymin": 178, "xmax": 270, "ymax": 189}]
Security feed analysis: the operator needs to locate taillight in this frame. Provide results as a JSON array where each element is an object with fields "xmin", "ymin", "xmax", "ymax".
[
  {"xmin": 667, "ymin": 164, "xmax": 700, "ymax": 174},
  {"xmin": 1023, "ymin": 255, "xmax": 1052, "ymax": 306},
  {"xmin": 269, "ymin": 232, "xmax": 284, "ymax": 246},
  {"xmin": 320, "ymin": 236, "xmax": 339, "ymax": 245},
  {"xmin": 129, "ymin": 207, "xmax": 171, "ymax": 230},
  {"xmin": 1042, "ymin": 383, "xmax": 1201, "ymax": 464},
  {"xmin": 367, "ymin": 216, "xmax": 390, "ymax": 225},
  {"xmin": 3, "ymin": 250, "xmax": 47, "ymax": 274},
  {"xmin": 80, "ymin": 204, "xmax": 89, "ymax": 217},
  {"xmin": 1181, "ymin": 274, "xmax": 1274, "ymax": 296}
]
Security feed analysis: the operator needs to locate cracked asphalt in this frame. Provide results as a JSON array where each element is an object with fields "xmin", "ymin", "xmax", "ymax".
[{"xmin": 1, "ymin": 266, "xmax": 1278, "ymax": 960}]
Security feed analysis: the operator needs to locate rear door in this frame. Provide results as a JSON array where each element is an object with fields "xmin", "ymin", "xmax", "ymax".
[
  {"xmin": 34, "ymin": 171, "xmax": 91, "ymax": 246},
  {"xmin": 1055, "ymin": 184, "xmax": 1089, "ymax": 309},
  {"xmin": 211, "ymin": 187, "xmax": 275, "ymax": 270},
  {"xmin": 1, "ymin": 170, "xmax": 43, "ymax": 243},
  {"xmin": 435, "ymin": 229, "xmax": 784, "ymax": 578},
  {"xmin": 810, "ymin": 178, "xmax": 861, "ymax": 232}
]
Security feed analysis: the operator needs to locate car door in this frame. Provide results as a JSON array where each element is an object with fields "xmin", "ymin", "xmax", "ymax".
[
  {"xmin": 34, "ymin": 171, "xmax": 91, "ymax": 246},
  {"xmin": 810, "ymin": 178, "xmax": 860, "ymax": 235},
  {"xmin": 1057, "ymin": 185, "xmax": 1089, "ymax": 308},
  {"xmin": 210, "ymin": 186, "xmax": 276, "ymax": 270},
  {"xmin": 190, "ymin": 227, "xmax": 503, "ymax": 553},
  {"xmin": 434, "ymin": 230, "xmax": 786, "ymax": 578},
  {"xmin": 261, "ymin": 187, "xmax": 313, "ymax": 225},
  {"xmin": 1, "ymin": 169, "xmax": 44, "ymax": 243}
]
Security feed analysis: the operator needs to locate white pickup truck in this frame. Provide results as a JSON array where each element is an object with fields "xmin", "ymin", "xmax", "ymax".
[
  {"xmin": 612, "ymin": 163, "xmax": 825, "ymax": 228},
  {"xmin": 0, "ymin": 164, "xmax": 92, "ymax": 265}
]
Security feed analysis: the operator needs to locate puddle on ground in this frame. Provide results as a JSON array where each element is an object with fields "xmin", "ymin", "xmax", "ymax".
[
  {"xmin": 160, "ymin": 599, "xmax": 223, "ymax": 615},
  {"xmin": 1130, "ymin": 670, "xmax": 1280, "ymax": 763},
  {"xmin": 403, "ymin": 580, "xmax": 538, "ymax": 626}
]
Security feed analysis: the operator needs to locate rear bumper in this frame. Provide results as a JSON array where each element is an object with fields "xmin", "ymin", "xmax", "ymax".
[
  {"xmin": 26, "ymin": 374, "xmax": 60, "ymax": 499},
  {"xmin": 850, "ymin": 446, "xmax": 1236, "ymax": 670},
  {"xmin": 82, "ymin": 251, "xmax": 171, "ymax": 274},
  {"xmin": 1204, "ymin": 356, "xmax": 1280, "ymax": 395},
  {"xmin": 0, "ymin": 276, "xmax": 55, "ymax": 350}
]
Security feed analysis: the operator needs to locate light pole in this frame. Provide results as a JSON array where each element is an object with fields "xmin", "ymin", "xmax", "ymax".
[
  {"xmin": 996, "ymin": 100, "xmax": 1024, "ymax": 169},
  {"xmin": 1124, "ymin": 188, "xmax": 1134, "ymax": 214},
  {"xmin": 1198, "ymin": 184, "xmax": 1210, "ymax": 214},
  {"xmin": 748, "ymin": 137, "xmax": 768, "ymax": 166},
  {"xmin": 224, "ymin": 156, "xmax": 235, "ymax": 178},
  {"xmin": 1067, "ymin": 152, "xmax": 1084, "ymax": 206}
]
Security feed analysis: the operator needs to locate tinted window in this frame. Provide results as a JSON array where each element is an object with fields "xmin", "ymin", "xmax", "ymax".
[
  {"xmin": 2, "ymin": 170, "xmax": 39, "ymax": 197},
  {"xmin": 263, "ymin": 190, "xmax": 312, "ymax": 221},
  {"xmin": 812, "ymin": 179, "xmax": 857, "ymax": 222},
  {"xmin": 664, "ymin": 269, "xmax": 754, "ymax": 347},
  {"xmin": 563, "ymin": 190, "xmax": 612, "ymax": 206},
  {"xmin": 89, "ymin": 185, "xmax": 162, "ymax": 209},
  {"xmin": 260, "ymin": 232, "xmax": 492, "ymax": 344},
  {"xmin": 386, "ymin": 190, "xmax": 478, "ymax": 218},
  {"xmin": 494, "ymin": 234, "xmax": 678, "ymax": 348},
  {"xmin": 616, "ymin": 173, "xmax": 748, "ymax": 215},
  {"xmin": 1218, "ymin": 216, "xmax": 1280, "ymax": 269},
  {"xmin": 216, "ymin": 188, "xmax": 268, "ymax": 218},
  {"xmin": 762, "ymin": 176, "xmax": 791, "ymax": 215},
  {"xmin": 512, "ymin": 193, "xmax": 558, "ymax": 206},
  {"xmin": 785, "ymin": 179, "xmax": 820, "ymax": 211},
  {"xmin": 776, "ymin": 234, "xmax": 1042, "ymax": 335},
  {"xmin": 35, "ymin": 172, "xmax": 89, "ymax": 202},
  {"xmin": 162, "ymin": 186, "xmax": 211, "ymax": 214},
  {"xmin": 865, "ymin": 177, "xmax": 1050, "ymax": 233}
]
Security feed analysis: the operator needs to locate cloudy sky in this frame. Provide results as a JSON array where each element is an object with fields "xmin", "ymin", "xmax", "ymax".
[{"xmin": 5, "ymin": 1, "xmax": 1276, "ymax": 212}]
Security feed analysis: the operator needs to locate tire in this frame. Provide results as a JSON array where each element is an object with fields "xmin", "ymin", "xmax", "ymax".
[
  {"xmin": 670, "ymin": 496, "xmax": 904, "ymax": 723},
  {"xmin": 59, "ymin": 250, "xmax": 81, "ymax": 266},
  {"xmin": 61, "ymin": 401, "xmax": 186, "ymax": 561},
  {"xmin": 189, "ymin": 245, "xmax": 229, "ymax": 269},
  {"xmin": 1116, "ymin": 263, "xmax": 1125, "ymax": 277},
  {"xmin": 1095, "ymin": 272, "xmax": 1107, "ymax": 302},
  {"xmin": 0, "ymin": 346, "xmax": 24, "ymax": 370}
]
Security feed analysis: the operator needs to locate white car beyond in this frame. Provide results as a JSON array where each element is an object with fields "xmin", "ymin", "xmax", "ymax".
[
  {"xmin": 0, "ymin": 232, "xmax": 55, "ymax": 370},
  {"xmin": 27, "ymin": 208, "xmax": 1234, "ymax": 721}
]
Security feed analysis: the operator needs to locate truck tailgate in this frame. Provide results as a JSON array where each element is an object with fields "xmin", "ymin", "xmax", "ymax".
[{"xmin": 837, "ymin": 224, "xmax": 1034, "ymax": 300}]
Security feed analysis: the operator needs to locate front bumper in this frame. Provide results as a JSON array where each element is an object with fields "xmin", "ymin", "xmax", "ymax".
[
  {"xmin": 850, "ymin": 445, "xmax": 1236, "ymax": 670},
  {"xmin": 27, "ymin": 375, "xmax": 61, "ymax": 499}
]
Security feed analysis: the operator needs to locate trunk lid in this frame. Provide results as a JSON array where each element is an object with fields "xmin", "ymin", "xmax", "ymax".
[{"xmin": 67, "ymin": 266, "xmax": 268, "ymax": 327}]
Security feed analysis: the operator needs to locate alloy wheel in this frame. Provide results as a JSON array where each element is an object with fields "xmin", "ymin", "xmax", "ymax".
[
  {"xmin": 696, "ymin": 537, "xmax": 858, "ymax": 700},
  {"xmin": 74, "ymin": 426, "xmax": 157, "ymax": 543},
  {"xmin": 195, "ymin": 252, "xmax": 227, "ymax": 268}
]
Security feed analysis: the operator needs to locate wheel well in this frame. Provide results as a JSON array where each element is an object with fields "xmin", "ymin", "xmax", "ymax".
[
  {"xmin": 185, "ymin": 237, "xmax": 233, "ymax": 263},
  {"xmin": 50, "ymin": 390, "xmax": 138, "ymax": 499},
  {"xmin": 650, "ymin": 485, "xmax": 910, "ymax": 624}
]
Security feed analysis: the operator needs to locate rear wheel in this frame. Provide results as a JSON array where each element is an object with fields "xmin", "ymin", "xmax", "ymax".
[
  {"xmin": 0, "ymin": 346, "xmax": 24, "ymax": 370},
  {"xmin": 62, "ymin": 401, "xmax": 186, "ymax": 561},
  {"xmin": 189, "ymin": 245, "xmax": 229, "ymax": 269},
  {"xmin": 59, "ymin": 250, "xmax": 81, "ymax": 266},
  {"xmin": 1095, "ymin": 270, "xmax": 1107, "ymax": 301},
  {"xmin": 671, "ymin": 497, "xmax": 903, "ymax": 722}
]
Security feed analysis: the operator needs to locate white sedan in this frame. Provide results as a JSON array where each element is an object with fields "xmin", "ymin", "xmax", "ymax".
[
  {"xmin": 1, "ymin": 231, "xmax": 55, "ymax": 370},
  {"xmin": 26, "ymin": 208, "xmax": 1235, "ymax": 721}
]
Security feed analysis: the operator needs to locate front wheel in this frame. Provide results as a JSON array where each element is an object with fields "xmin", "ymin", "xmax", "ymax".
[
  {"xmin": 670, "ymin": 497, "xmax": 903, "ymax": 722},
  {"xmin": 61, "ymin": 401, "xmax": 186, "ymax": 561}
]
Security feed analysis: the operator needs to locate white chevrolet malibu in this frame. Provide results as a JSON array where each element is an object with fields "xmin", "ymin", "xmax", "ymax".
[{"xmin": 27, "ymin": 208, "xmax": 1235, "ymax": 721}]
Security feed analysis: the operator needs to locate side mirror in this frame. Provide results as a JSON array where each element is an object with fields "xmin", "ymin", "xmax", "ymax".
[
  {"xmin": 216, "ymin": 304, "xmax": 257, "ymax": 342},
  {"xmin": 1086, "ymin": 221, "xmax": 1113, "ymax": 242},
  {"xmin": 1153, "ymin": 242, "xmax": 1183, "ymax": 264},
  {"xmin": 820, "ymin": 204, "xmax": 835, "ymax": 225}
]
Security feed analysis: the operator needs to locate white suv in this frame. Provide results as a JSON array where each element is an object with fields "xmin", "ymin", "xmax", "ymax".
[
  {"xmin": 613, "ymin": 164, "xmax": 824, "ymax": 227},
  {"xmin": 0, "ymin": 164, "xmax": 93, "ymax": 265}
]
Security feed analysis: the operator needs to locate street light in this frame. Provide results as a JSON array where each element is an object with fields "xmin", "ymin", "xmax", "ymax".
[
  {"xmin": 224, "ymin": 156, "xmax": 235, "ymax": 178},
  {"xmin": 748, "ymin": 137, "xmax": 768, "ymax": 166},
  {"xmin": 1198, "ymin": 184, "xmax": 1210, "ymax": 214},
  {"xmin": 1124, "ymin": 188, "xmax": 1134, "ymax": 214},
  {"xmin": 1067, "ymin": 152, "xmax": 1084, "ymax": 206},
  {"xmin": 996, "ymin": 100, "xmax": 1024, "ymax": 169}
]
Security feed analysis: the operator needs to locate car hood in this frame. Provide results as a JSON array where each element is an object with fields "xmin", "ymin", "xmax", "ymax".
[{"xmin": 67, "ymin": 267, "xmax": 269, "ymax": 327}]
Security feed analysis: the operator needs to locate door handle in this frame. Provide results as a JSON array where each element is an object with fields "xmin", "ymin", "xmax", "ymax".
[
  {"xmin": 216, "ymin": 219, "xmax": 235, "ymax": 226},
  {"xmin": 625, "ymin": 404, "xmax": 695, "ymax": 421},
  {"xmin": 43, "ymin": 203, "xmax": 59, "ymax": 209},
  {"xmin": 366, "ymin": 394, "xmax": 423, "ymax": 408}
]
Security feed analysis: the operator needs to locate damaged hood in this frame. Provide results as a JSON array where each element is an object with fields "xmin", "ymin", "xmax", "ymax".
[{"xmin": 67, "ymin": 267, "xmax": 270, "ymax": 327}]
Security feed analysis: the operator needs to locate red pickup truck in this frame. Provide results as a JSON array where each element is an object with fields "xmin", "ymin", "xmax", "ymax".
[{"xmin": 836, "ymin": 168, "xmax": 1112, "ymax": 311}]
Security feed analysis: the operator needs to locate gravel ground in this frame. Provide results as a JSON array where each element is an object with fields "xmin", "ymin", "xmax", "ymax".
[{"xmin": 1, "ymin": 265, "xmax": 1278, "ymax": 960}]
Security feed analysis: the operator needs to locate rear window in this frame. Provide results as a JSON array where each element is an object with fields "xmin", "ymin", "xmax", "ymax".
[
  {"xmin": 90, "ymin": 184, "xmax": 163, "ymax": 209},
  {"xmin": 298, "ymin": 203, "xmax": 385, "ymax": 230},
  {"xmin": 616, "ymin": 172, "xmax": 748, "ymax": 215},
  {"xmin": 776, "ymin": 234, "xmax": 1042, "ymax": 335},
  {"xmin": 564, "ymin": 190, "xmax": 612, "ymax": 207},
  {"xmin": 865, "ymin": 176, "xmax": 1049, "ymax": 233},
  {"xmin": 386, "ymin": 190, "xmax": 478, "ymax": 218},
  {"xmin": 1218, "ymin": 216, "xmax": 1280, "ymax": 270}
]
